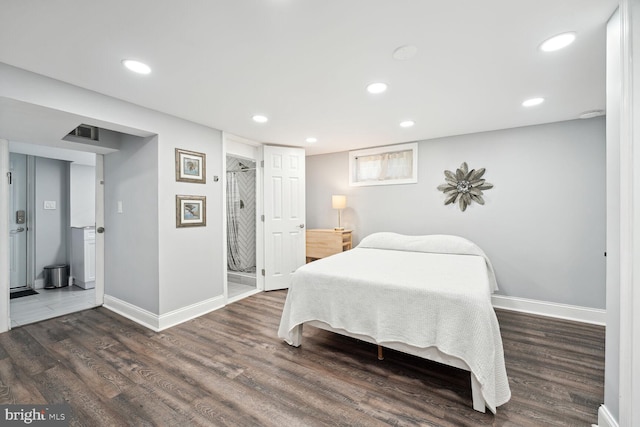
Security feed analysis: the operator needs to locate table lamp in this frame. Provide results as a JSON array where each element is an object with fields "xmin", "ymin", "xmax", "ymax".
[{"xmin": 332, "ymin": 195, "xmax": 346, "ymax": 230}]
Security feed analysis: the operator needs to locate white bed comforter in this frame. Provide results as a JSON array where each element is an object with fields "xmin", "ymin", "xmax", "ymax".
[{"xmin": 278, "ymin": 233, "xmax": 511, "ymax": 413}]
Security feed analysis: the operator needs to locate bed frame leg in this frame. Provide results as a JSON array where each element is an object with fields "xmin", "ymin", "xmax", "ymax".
[
  {"xmin": 470, "ymin": 374, "xmax": 486, "ymax": 413},
  {"xmin": 291, "ymin": 324, "xmax": 303, "ymax": 347},
  {"xmin": 377, "ymin": 345, "xmax": 384, "ymax": 360}
]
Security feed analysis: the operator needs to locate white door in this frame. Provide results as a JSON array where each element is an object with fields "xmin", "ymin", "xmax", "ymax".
[
  {"xmin": 263, "ymin": 145, "xmax": 306, "ymax": 291},
  {"xmin": 9, "ymin": 153, "xmax": 27, "ymax": 289}
]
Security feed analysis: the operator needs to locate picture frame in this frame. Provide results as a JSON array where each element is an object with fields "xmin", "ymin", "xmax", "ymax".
[
  {"xmin": 176, "ymin": 195, "xmax": 207, "ymax": 228},
  {"xmin": 175, "ymin": 148, "xmax": 206, "ymax": 183}
]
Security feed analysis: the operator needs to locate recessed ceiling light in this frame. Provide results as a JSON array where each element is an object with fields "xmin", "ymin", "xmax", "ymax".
[
  {"xmin": 399, "ymin": 120, "xmax": 415, "ymax": 128},
  {"xmin": 522, "ymin": 97, "xmax": 544, "ymax": 107},
  {"xmin": 121, "ymin": 59, "xmax": 151, "ymax": 74},
  {"xmin": 392, "ymin": 45, "xmax": 418, "ymax": 61},
  {"xmin": 252, "ymin": 115, "xmax": 268, "ymax": 123},
  {"xmin": 305, "ymin": 137, "xmax": 318, "ymax": 143},
  {"xmin": 579, "ymin": 109, "xmax": 605, "ymax": 119},
  {"xmin": 367, "ymin": 82, "xmax": 388, "ymax": 94},
  {"xmin": 540, "ymin": 32, "xmax": 576, "ymax": 52}
]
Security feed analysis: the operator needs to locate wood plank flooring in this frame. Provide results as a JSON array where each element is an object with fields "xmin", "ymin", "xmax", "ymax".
[{"xmin": 0, "ymin": 290, "xmax": 604, "ymax": 426}]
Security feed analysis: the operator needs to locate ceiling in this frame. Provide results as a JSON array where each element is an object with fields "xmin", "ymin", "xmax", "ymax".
[{"xmin": 0, "ymin": 0, "xmax": 617, "ymax": 156}]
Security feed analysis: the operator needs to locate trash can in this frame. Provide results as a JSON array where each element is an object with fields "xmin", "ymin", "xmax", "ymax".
[{"xmin": 44, "ymin": 264, "xmax": 69, "ymax": 289}]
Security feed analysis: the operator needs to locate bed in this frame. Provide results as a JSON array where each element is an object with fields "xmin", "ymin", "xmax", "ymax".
[{"xmin": 277, "ymin": 232, "xmax": 511, "ymax": 414}]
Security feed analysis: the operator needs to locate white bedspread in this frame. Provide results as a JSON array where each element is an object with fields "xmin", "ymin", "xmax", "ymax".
[{"xmin": 278, "ymin": 233, "xmax": 511, "ymax": 413}]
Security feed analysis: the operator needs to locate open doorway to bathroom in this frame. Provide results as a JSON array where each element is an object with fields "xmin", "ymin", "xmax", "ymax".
[{"xmin": 226, "ymin": 155, "xmax": 258, "ymax": 301}]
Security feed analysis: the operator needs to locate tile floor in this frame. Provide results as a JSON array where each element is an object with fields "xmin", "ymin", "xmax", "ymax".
[
  {"xmin": 228, "ymin": 281, "xmax": 258, "ymax": 301},
  {"xmin": 10, "ymin": 285, "xmax": 96, "ymax": 328}
]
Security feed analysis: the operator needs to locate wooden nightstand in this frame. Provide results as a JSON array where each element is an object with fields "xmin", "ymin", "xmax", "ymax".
[{"xmin": 306, "ymin": 229, "xmax": 353, "ymax": 262}]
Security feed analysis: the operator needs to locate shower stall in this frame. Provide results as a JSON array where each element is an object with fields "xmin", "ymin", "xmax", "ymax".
[{"xmin": 226, "ymin": 156, "xmax": 257, "ymax": 297}]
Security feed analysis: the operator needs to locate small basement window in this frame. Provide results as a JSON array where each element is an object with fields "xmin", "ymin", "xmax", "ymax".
[{"xmin": 349, "ymin": 143, "xmax": 418, "ymax": 186}]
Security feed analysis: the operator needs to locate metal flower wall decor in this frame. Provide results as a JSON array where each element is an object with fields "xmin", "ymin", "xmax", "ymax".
[{"xmin": 437, "ymin": 162, "xmax": 493, "ymax": 212}]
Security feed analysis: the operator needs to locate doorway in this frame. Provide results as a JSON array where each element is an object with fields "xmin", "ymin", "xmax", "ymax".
[
  {"xmin": 223, "ymin": 134, "xmax": 264, "ymax": 303},
  {"xmin": 4, "ymin": 146, "xmax": 102, "ymax": 329},
  {"xmin": 226, "ymin": 155, "xmax": 258, "ymax": 301}
]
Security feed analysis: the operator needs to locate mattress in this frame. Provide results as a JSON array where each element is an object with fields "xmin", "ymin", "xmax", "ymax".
[{"xmin": 278, "ymin": 233, "xmax": 511, "ymax": 413}]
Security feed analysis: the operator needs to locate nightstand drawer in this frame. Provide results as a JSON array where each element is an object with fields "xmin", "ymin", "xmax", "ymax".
[{"xmin": 306, "ymin": 229, "xmax": 352, "ymax": 261}]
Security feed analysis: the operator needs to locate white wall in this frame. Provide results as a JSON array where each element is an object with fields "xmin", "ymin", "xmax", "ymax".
[
  {"xmin": 306, "ymin": 118, "xmax": 606, "ymax": 309},
  {"xmin": 0, "ymin": 63, "xmax": 224, "ymax": 321},
  {"xmin": 70, "ymin": 163, "xmax": 96, "ymax": 227},
  {"xmin": 34, "ymin": 156, "xmax": 69, "ymax": 283}
]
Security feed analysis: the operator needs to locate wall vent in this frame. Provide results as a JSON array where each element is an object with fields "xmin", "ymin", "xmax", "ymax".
[{"xmin": 68, "ymin": 124, "xmax": 99, "ymax": 141}]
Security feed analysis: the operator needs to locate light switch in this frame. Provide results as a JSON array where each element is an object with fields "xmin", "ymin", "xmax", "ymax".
[
  {"xmin": 43, "ymin": 201, "xmax": 56, "ymax": 210},
  {"xmin": 117, "ymin": 201, "xmax": 123, "ymax": 214}
]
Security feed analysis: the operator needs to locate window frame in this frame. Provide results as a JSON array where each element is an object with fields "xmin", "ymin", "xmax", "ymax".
[{"xmin": 348, "ymin": 142, "xmax": 418, "ymax": 187}]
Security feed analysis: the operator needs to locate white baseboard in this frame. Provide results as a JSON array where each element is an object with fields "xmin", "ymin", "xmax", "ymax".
[
  {"xmin": 103, "ymin": 294, "xmax": 226, "ymax": 332},
  {"xmin": 103, "ymin": 295, "xmax": 160, "ymax": 331},
  {"xmin": 491, "ymin": 295, "xmax": 606, "ymax": 326},
  {"xmin": 158, "ymin": 295, "xmax": 225, "ymax": 330},
  {"xmin": 597, "ymin": 404, "xmax": 619, "ymax": 427},
  {"xmin": 33, "ymin": 278, "xmax": 44, "ymax": 289}
]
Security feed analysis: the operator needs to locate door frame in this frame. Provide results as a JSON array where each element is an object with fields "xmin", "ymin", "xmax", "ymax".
[
  {"xmin": 1, "ymin": 139, "xmax": 10, "ymax": 332},
  {"xmin": 26, "ymin": 155, "xmax": 35, "ymax": 289},
  {"xmin": 94, "ymin": 154, "xmax": 105, "ymax": 306},
  {"xmin": 222, "ymin": 133, "xmax": 264, "ymax": 304}
]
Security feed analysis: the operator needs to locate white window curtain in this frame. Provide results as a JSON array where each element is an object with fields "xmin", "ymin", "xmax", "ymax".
[{"xmin": 355, "ymin": 149, "xmax": 413, "ymax": 182}]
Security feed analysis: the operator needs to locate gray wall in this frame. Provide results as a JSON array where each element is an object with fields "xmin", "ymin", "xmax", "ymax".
[
  {"xmin": 306, "ymin": 117, "xmax": 606, "ymax": 309},
  {"xmin": 104, "ymin": 134, "xmax": 159, "ymax": 313},
  {"xmin": 69, "ymin": 163, "xmax": 95, "ymax": 227},
  {"xmin": 35, "ymin": 156, "xmax": 69, "ymax": 281}
]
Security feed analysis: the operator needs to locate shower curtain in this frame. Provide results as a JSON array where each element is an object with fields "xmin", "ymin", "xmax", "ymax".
[{"xmin": 226, "ymin": 172, "xmax": 243, "ymax": 271}]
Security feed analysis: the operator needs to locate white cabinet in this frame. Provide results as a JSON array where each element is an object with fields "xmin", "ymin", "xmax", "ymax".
[{"xmin": 71, "ymin": 226, "xmax": 96, "ymax": 289}]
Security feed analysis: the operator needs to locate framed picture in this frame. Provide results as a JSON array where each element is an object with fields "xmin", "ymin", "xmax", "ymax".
[
  {"xmin": 175, "ymin": 148, "xmax": 206, "ymax": 183},
  {"xmin": 176, "ymin": 195, "xmax": 207, "ymax": 227}
]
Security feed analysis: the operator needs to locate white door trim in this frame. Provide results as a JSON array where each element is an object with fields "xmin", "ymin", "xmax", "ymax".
[
  {"xmin": 0, "ymin": 139, "xmax": 10, "ymax": 332},
  {"xmin": 618, "ymin": 1, "xmax": 640, "ymax": 425},
  {"xmin": 94, "ymin": 154, "xmax": 105, "ymax": 306},
  {"xmin": 26, "ymin": 155, "xmax": 35, "ymax": 288}
]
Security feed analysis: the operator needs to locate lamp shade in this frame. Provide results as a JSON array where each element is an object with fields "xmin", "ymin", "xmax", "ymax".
[{"xmin": 332, "ymin": 195, "xmax": 346, "ymax": 209}]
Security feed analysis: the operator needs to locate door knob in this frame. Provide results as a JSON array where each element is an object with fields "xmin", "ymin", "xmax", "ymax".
[
  {"xmin": 298, "ymin": 224, "xmax": 305, "ymax": 229},
  {"xmin": 10, "ymin": 227, "xmax": 24, "ymax": 234},
  {"xmin": 97, "ymin": 227, "xmax": 105, "ymax": 233}
]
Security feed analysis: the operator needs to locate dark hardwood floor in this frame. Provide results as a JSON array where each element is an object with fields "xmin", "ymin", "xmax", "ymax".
[{"xmin": 0, "ymin": 290, "xmax": 604, "ymax": 426}]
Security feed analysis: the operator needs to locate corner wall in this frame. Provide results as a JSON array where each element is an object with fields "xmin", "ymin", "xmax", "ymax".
[
  {"xmin": 104, "ymin": 135, "xmax": 159, "ymax": 314},
  {"xmin": 306, "ymin": 118, "xmax": 606, "ymax": 309}
]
